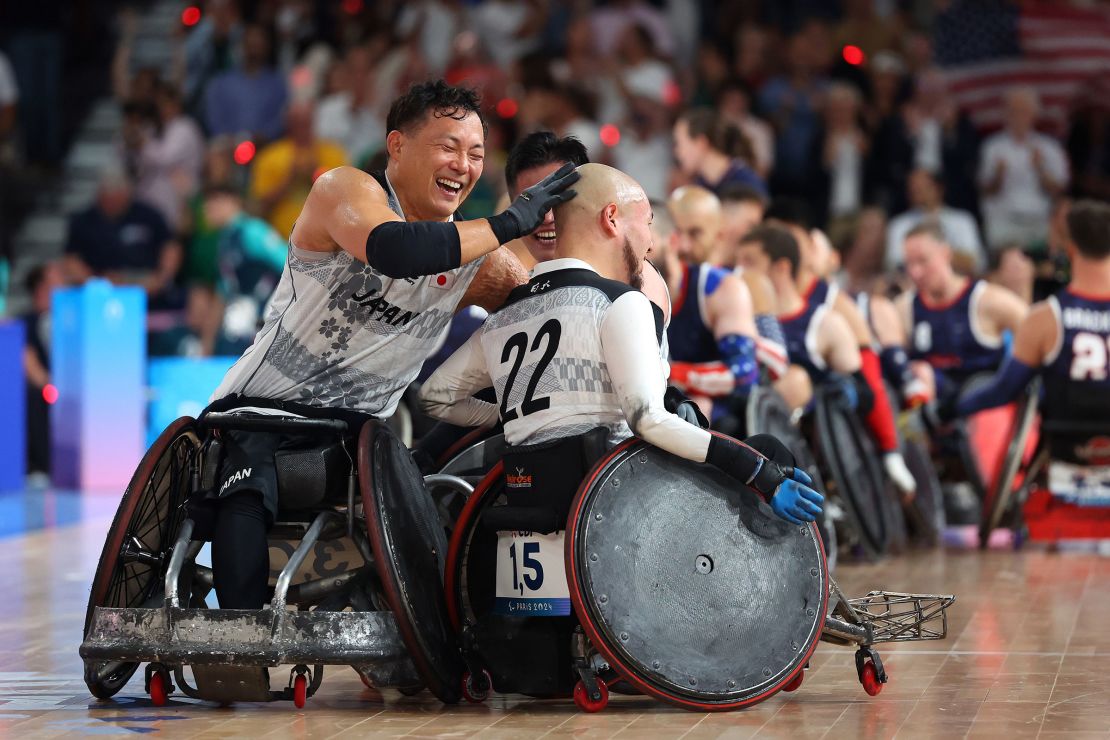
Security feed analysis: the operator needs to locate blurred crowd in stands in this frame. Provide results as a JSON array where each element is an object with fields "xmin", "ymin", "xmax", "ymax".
[{"xmin": 5, "ymin": 0, "xmax": 1110, "ymax": 480}]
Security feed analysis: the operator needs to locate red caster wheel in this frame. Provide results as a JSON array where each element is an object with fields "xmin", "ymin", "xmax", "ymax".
[
  {"xmin": 461, "ymin": 670, "xmax": 492, "ymax": 704},
  {"xmin": 149, "ymin": 670, "xmax": 169, "ymax": 707},
  {"xmin": 861, "ymin": 660, "xmax": 883, "ymax": 696},
  {"xmin": 293, "ymin": 674, "xmax": 308, "ymax": 709},
  {"xmin": 573, "ymin": 677, "xmax": 609, "ymax": 713},
  {"xmin": 782, "ymin": 670, "xmax": 804, "ymax": 693}
]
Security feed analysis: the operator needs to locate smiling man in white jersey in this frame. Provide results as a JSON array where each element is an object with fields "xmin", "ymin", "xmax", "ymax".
[
  {"xmin": 196, "ymin": 81, "xmax": 579, "ymax": 610},
  {"xmin": 419, "ymin": 163, "xmax": 824, "ymax": 530}
]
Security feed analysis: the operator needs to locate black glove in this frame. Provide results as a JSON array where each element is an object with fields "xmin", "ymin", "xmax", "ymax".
[
  {"xmin": 921, "ymin": 393, "xmax": 958, "ymax": 436},
  {"xmin": 487, "ymin": 162, "xmax": 580, "ymax": 244},
  {"xmin": 663, "ymin": 385, "xmax": 710, "ymax": 428}
]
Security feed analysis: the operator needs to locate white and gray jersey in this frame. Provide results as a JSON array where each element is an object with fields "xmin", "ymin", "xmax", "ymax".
[
  {"xmin": 211, "ymin": 176, "xmax": 483, "ymax": 418},
  {"xmin": 420, "ymin": 258, "xmax": 724, "ymax": 466}
]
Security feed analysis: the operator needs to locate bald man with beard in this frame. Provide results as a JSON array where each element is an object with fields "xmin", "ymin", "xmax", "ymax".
[{"xmin": 420, "ymin": 164, "xmax": 824, "ymax": 527}]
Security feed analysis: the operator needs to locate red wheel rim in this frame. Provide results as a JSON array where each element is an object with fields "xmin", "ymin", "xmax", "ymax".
[
  {"xmin": 861, "ymin": 661, "xmax": 883, "ymax": 696},
  {"xmin": 782, "ymin": 670, "xmax": 804, "ymax": 693},
  {"xmin": 573, "ymin": 677, "xmax": 609, "ymax": 713},
  {"xmin": 293, "ymin": 675, "xmax": 308, "ymax": 708},
  {"xmin": 149, "ymin": 671, "xmax": 167, "ymax": 706},
  {"xmin": 461, "ymin": 669, "xmax": 492, "ymax": 704}
]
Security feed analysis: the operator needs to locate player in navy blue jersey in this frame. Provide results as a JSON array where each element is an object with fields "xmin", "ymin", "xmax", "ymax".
[
  {"xmin": 894, "ymin": 221, "xmax": 1028, "ymax": 404},
  {"xmin": 950, "ymin": 200, "xmax": 1110, "ymax": 422}
]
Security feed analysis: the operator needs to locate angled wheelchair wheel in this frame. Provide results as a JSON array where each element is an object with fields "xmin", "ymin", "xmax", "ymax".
[
  {"xmin": 813, "ymin": 390, "xmax": 889, "ymax": 558},
  {"xmin": 980, "ymin": 378, "xmax": 1041, "ymax": 548},
  {"xmin": 901, "ymin": 436, "xmax": 946, "ymax": 547},
  {"xmin": 747, "ymin": 386, "xmax": 833, "ymax": 564},
  {"xmin": 84, "ymin": 417, "xmax": 199, "ymax": 699},
  {"xmin": 566, "ymin": 437, "xmax": 828, "ymax": 711},
  {"xmin": 360, "ymin": 421, "xmax": 466, "ymax": 704}
]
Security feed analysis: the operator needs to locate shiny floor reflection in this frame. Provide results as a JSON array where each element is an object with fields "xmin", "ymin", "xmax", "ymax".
[{"xmin": 4, "ymin": 497, "xmax": 1110, "ymax": 739}]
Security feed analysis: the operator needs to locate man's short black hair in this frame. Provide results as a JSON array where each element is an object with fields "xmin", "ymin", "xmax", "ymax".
[
  {"xmin": 719, "ymin": 183, "xmax": 768, "ymax": 208},
  {"xmin": 504, "ymin": 131, "xmax": 589, "ymax": 193},
  {"xmin": 763, "ymin": 198, "xmax": 813, "ymax": 230},
  {"xmin": 741, "ymin": 222, "xmax": 801, "ymax": 277},
  {"xmin": 385, "ymin": 80, "xmax": 487, "ymax": 137},
  {"xmin": 1067, "ymin": 199, "xmax": 1110, "ymax": 259}
]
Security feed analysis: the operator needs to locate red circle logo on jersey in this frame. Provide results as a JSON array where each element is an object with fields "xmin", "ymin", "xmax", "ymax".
[
  {"xmin": 437, "ymin": 275, "xmax": 447, "ymax": 286},
  {"xmin": 1076, "ymin": 436, "xmax": 1110, "ymax": 465}
]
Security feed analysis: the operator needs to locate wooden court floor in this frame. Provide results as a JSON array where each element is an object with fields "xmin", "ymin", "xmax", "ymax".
[{"xmin": 2, "ymin": 489, "xmax": 1109, "ymax": 739}]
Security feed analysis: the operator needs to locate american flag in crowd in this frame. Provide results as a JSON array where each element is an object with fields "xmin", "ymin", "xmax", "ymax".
[{"xmin": 935, "ymin": 0, "xmax": 1110, "ymax": 136}]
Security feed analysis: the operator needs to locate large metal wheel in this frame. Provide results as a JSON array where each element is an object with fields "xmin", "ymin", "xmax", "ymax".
[
  {"xmin": 83, "ymin": 417, "xmax": 198, "ymax": 699},
  {"xmin": 566, "ymin": 438, "xmax": 828, "ymax": 711},
  {"xmin": 813, "ymin": 390, "xmax": 889, "ymax": 558}
]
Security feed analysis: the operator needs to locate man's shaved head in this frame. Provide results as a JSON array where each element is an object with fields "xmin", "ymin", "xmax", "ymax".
[
  {"xmin": 553, "ymin": 163, "xmax": 653, "ymax": 289},
  {"xmin": 555, "ymin": 162, "xmax": 647, "ymax": 230},
  {"xmin": 668, "ymin": 185, "xmax": 722, "ymax": 263}
]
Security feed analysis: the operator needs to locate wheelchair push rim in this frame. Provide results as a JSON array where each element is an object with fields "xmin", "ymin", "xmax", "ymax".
[{"xmin": 83, "ymin": 417, "xmax": 198, "ymax": 699}]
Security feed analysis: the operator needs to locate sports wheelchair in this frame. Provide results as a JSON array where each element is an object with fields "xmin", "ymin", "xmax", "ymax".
[
  {"xmin": 80, "ymin": 412, "xmax": 474, "ymax": 708},
  {"xmin": 980, "ymin": 378, "xmax": 1110, "ymax": 546},
  {"xmin": 797, "ymin": 384, "xmax": 944, "ymax": 561},
  {"xmin": 444, "ymin": 432, "xmax": 956, "ymax": 712}
]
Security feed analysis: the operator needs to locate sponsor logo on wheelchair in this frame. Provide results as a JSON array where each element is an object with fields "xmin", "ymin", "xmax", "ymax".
[
  {"xmin": 506, "ymin": 466, "xmax": 533, "ymax": 489},
  {"xmin": 220, "ymin": 467, "xmax": 253, "ymax": 494},
  {"xmin": 1075, "ymin": 436, "xmax": 1110, "ymax": 466}
]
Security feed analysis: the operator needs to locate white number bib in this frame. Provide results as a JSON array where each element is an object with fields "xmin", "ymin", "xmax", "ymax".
[
  {"xmin": 494, "ymin": 531, "xmax": 570, "ymax": 616},
  {"xmin": 1048, "ymin": 462, "xmax": 1110, "ymax": 506}
]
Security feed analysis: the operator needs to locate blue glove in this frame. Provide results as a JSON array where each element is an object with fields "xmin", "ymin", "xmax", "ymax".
[{"xmin": 770, "ymin": 467, "xmax": 825, "ymax": 525}]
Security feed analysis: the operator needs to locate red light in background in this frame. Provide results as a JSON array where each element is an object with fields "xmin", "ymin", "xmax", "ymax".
[
  {"xmin": 842, "ymin": 45, "xmax": 865, "ymax": 66},
  {"xmin": 496, "ymin": 98, "xmax": 519, "ymax": 119},
  {"xmin": 342, "ymin": 0, "xmax": 364, "ymax": 15},
  {"xmin": 43, "ymin": 384, "xmax": 58, "ymax": 405},
  {"xmin": 233, "ymin": 141, "xmax": 256, "ymax": 165},
  {"xmin": 662, "ymin": 80, "xmax": 682, "ymax": 107},
  {"xmin": 182, "ymin": 6, "xmax": 201, "ymax": 26},
  {"xmin": 600, "ymin": 124, "xmax": 621, "ymax": 147}
]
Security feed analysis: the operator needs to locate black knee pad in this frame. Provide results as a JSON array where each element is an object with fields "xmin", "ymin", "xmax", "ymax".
[{"xmin": 743, "ymin": 433, "xmax": 797, "ymax": 469}]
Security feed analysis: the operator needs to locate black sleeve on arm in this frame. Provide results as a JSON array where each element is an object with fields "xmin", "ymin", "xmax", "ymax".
[
  {"xmin": 706, "ymin": 434, "xmax": 789, "ymax": 497},
  {"xmin": 364, "ymin": 220, "xmax": 462, "ymax": 279}
]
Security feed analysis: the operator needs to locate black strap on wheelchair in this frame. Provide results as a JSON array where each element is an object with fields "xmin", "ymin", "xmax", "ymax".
[{"xmin": 200, "ymin": 412, "xmax": 348, "ymax": 436}]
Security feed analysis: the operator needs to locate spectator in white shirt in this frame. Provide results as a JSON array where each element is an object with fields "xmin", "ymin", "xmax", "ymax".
[
  {"xmin": 314, "ymin": 44, "xmax": 385, "ymax": 167},
  {"xmin": 887, "ymin": 168, "xmax": 984, "ymax": 274},
  {"xmin": 978, "ymin": 87, "xmax": 1069, "ymax": 249}
]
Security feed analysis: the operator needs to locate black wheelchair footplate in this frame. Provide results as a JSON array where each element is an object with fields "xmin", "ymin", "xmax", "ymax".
[
  {"xmin": 360, "ymin": 421, "xmax": 467, "ymax": 704},
  {"xmin": 79, "ymin": 511, "xmax": 421, "ymax": 704},
  {"xmin": 565, "ymin": 438, "xmax": 829, "ymax": 712}
]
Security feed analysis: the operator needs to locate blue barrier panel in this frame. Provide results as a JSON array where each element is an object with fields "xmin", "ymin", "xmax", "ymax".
[
  {"xmin": 147, "ymin": 356, "xmax": 237, "ymax": 446},
  {"xmin": 51, "ymin": 281, "xmax": 146, "ymax": 490},
  {"xmin": 0, "ymin": 321, "xmax": 26, "ymax": 492}
]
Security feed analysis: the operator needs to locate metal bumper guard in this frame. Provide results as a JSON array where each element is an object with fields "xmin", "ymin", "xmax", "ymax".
[{"xmin": 79, "ymin": 508, "xmax": 423, "ymax": 691}]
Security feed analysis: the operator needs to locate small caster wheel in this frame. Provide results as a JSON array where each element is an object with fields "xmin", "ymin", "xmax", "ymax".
[
  {"xmin": 462, "ymin": 669, "xmax": 492, "ymax": 703},
  {"xmin": 149, "ymin": 670, "xmax": 169, "ymax": 707},
  {"xmin": 861, "ymin": 660, "xmax": 883, "ymax": 696},
  {"xmin": 293, "ymin": 674, "xmax": 308, "ymax": 709},
  {"xmin": 782, "ymin": 670, "xmax": 804, "ymax": 693},
  {"xmin": 573, "ymin": 677, "xmax": 609, "ymax": 713}
]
